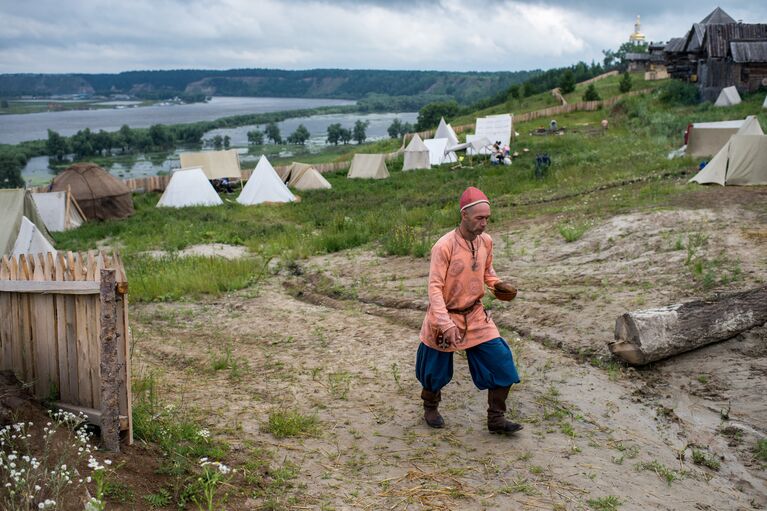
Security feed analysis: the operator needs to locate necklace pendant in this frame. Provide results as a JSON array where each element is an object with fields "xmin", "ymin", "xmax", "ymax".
[{"xmin": 471, "ymin": 261, "xmax": 479, "ymax": 271}]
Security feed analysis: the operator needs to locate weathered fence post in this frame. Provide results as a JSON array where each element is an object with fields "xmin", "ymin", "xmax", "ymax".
[{"xmin": 99, "ymin": 269, "xmax": 121, "ymax": 451}]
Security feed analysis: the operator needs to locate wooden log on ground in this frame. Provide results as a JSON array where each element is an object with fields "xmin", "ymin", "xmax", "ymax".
[{"xmin": 610, "ymin": 285, "xmax": 767, "ymax": 365}]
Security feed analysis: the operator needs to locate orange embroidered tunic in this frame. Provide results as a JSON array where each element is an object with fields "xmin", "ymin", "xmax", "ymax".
[{"xmin": 419, "ymin": 230, "xmax": 502, "ymax": 352}]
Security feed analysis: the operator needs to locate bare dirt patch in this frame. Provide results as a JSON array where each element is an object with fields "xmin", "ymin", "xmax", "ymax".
[{"xmin": 141, "ymin": 243, "xmax": 249, "ymax": 260}]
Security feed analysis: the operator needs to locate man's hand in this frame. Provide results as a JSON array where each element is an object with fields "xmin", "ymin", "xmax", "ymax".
[{"xmin": 443, "ymin": 326, "xmax": 462, "ymax": 348}]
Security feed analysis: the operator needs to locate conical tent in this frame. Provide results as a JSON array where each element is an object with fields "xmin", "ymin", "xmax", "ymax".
[
  {"xmin": 237, "ymin": 155, "xmax": 296, "ymax": 205},
  {"xmin": 0, "ymin": 189, "xmax": 55, "ymax": 256},
  {"xmin": 157, "ymin": 167, "xmax": 223, "ymax": 208},
  {"xmin": 714, "ymin": 86, "xmax": 742, "ymax": 107},
  {"xmin": 402, "ymin": 134, "xmax": 431, "ymax": 171},
  {"xmin": 51, "ymin": 163, "xmax": 134, "ymax": 220},
  {"xmin": 347, "ymin": 154, "xmax": 390, "ymax": 179},
  {"xmin": 32, "ymin": 190, "xmax": 86, "ymax": 232},
  {"xmin": 292, "ymin": 167, "xmax": 332, "ymax": 190},
  {"xmin": 434, "ymin": 117, "xmax": 459, "ymax": 147},
  {"xmin": 179, "ymin": 149, "xmax": 242, "ymax": 180},
  {"xmin": 284, "ymin": 162, "xmax": 313, "ymax": 185},
  {"xmin": 690, "ymin": 134, "xmax": 767, "ymax": 186},
  {"xmin": 737, "ymin": 115, "xmax": 764, "ymax": 136}
]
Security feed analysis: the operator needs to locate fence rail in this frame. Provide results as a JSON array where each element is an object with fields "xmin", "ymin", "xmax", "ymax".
[{"xmin": 0, "ymin": 251, "xmax": 131, "ymax": 449}]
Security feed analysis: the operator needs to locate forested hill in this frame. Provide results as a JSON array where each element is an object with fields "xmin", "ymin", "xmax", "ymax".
[{"xmin": 0, "ymin": 68, "xmax": 538, "ymax": 104}]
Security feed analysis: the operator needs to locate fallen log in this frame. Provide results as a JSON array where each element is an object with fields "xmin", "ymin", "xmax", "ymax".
[{"xmin": 609, "ymin": 285, "xmax": 767, "ymax": 365}]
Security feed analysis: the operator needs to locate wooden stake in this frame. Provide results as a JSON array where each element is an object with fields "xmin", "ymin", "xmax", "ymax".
[{"xmin": 99, "ymin": 269, "xmax": 120, "ymax": 452}]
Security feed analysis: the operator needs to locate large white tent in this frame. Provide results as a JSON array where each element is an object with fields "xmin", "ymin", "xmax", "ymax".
[
  {"xmin": 690, "ymin": 134, "xmax": 767, "ymax": 185},
  {"xmin": 402, "ymin": 134, "xmax": 431, "ymax": 171},
  {"xmin": 179, "ymin": 149, "xmax": 242, "ymax": 180},
  {"xmin": 157, "ymin": 167, "xmax": 223, "ymax": 208},
  {"xmin": 685, "ymin": 116, "xmax": 763, "ymax": 157},
  {"xmin": 31, "ymin": 190, "xmax": 86, "ymax": 232},
  {"xmin": 347, "ymin": 154, "xmax": 390, "ymax": 179},
  {"xmin": 237, "ymin": 156, "xmax": 296, "ymax": 204},
  {"xmin": 714, "ymin": 86, "xmax": 742, "ymax": 107},
  {"xmin": 423, "ymin": 138, "xmax": 457, "ymax": 165},
  {"xmin": 471, "ymin": 114, "xmax": 513, "ymax": 154}
]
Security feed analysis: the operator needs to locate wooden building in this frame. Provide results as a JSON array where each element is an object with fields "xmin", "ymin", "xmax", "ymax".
[{"xmin": 664, "ymin": 7, "xmax": 767, "ymax": 101}]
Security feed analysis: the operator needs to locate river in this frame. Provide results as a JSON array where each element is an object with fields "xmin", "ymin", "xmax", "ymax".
[
  {"xmin": 0, "ymin": 96, "xmax": 356, "ymax": 144},
  {"xmin": 15, "ymin": 99, "xmax": 418, "ymax": 185}
]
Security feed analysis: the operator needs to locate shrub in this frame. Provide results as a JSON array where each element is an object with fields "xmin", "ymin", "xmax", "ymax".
[
  {"xmin": 659, "ymin": 80, "xmax": 700, "ymax": 105},
  {"xmin": 582, "ymin": 83, "xmax": 601, "ymax": 101},
  {"xmin": 619, "ymin": 72, "xmax": 632, "ymax": 93}
]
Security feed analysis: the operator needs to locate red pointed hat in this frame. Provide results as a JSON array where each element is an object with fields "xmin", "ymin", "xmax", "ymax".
[{"xmin": 459, "ymin": 186, "xmax": 489, "ymax": 211}]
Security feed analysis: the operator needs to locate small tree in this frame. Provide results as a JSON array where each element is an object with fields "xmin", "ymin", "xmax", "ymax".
[
  {"xmin": 0, "ymin": 151, "xmax": 25, "ymax": 189},
  {"xmin": 559, "ymin": 70, "xmax": 576, "ymax": 94},
  {"xmin": 619, "ymin": 71, "xmax": 633, "ymax": 93},
  {"xmin": 247, "ymin": 130, "xmax": 264, "ymax": 145},
  {"xmin": 352, "ymin": 120, "xmax": 370, "ymax": 144},
  {"xmin": 326, "ymin": 123, "xmax": 342, "ymax": 145},
  {"xmin": 117, "ymin": 124, "xmax": 134, "ymax": 152},
  {"xmin": 387, "ymin": 119, "xmax": 403, "ymax": 139},
  {"xmin": 265, "ymin": 122, "xmax": 282, "ymax": 144},
  {"xmin": 223, "ymin": 135, "xmax": 231, "ymax": 149},
  {"xmin": 582, "ymin": 83, "xmax": 601, "ymax": 101},
  {"xmin": 415, "ymin": 101, "xmax": 459, "ymax": 131},
  {"xmin": 339, "ymin": 127, "xmax": 352, "ymax": 145},
  {"xmin": 212, "ymin": 135, "xmax": 224, "ymax": 149},
  {"xmin": 46, "ymin": 129, "xmax": 69, "ymax": 161},
  {"xmin": 288, "ymin": 124, "xmax": 311, "ymax": 145}
]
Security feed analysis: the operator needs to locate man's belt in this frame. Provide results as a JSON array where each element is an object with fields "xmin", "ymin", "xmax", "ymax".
[{"xmin": 447, "ymin": 300, "xmax": 481, "ymax": 315}]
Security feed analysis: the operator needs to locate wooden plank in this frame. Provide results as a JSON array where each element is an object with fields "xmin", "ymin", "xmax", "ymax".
[
  {"xmin": 74, "ymin": 254, "xmax": 91, "ymax": 407},
  {"xmin": 65, "ymin": 294, "xmax": 79, "ymax": 402},
  {"xmin": 117, "ymin": 291, "xmax": 133, "ymax": 444},
  {"xmin": 0, "ymin": 290, "xmax": 11, "ymax": 371},
  {"xmin": 89, "ymin": 294, "xmax": 101, "ymax": 409},
  {"xmin": 30, "ymin": 254, "xmax": 48, "ymax": 399},
  {"xmin": 54, "ymin": 254, "xmax": 71, "ymax": 402},
  {"xmin": 0, "ymin": 281, "xmax": 102, "ymax": 294},
  {"xmin": 17, "ymin": 255, "xmax": 36, "ymax": 393}
]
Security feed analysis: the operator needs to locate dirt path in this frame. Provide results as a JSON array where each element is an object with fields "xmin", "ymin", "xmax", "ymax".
[{"xmin": 130, "ymin": 187, "xmax": 766, "ymax": 510}]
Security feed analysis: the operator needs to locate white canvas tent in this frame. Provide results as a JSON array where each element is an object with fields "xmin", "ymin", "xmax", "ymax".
[
  {"xmin": 402, "ymin": 134, "xmax": 431, "ymax": 171},
  {"xmin": 179, "ymin": 149, "xmax": 242, "ymax": 180},
  {"xmin": 237, "ymin": 155, "xmax": 296, "ymax": 204},
  {"xmin": 472, "ymin": 114, "xmax": 513, "ymax": 154},
  {"xmin": 347, "ymin": 154, "xmax": 390, "ymax": 179},
  {"xmin": 157, "ymin": 167, "xmax": 223, "ymax": 208},
  {"xmin": 690, "ymin": 134, "xmax": 767, "ymax": 185},
  {"xmin": 434, "ymin": 117, "xmax": 459, "ymax": 148},
  {"xmin": 12, "ymin": 217, "xmax": 56, "ymax": 256},
  {"xmin": 763, "ymin": 94, "xmax": 767, "ymax": 109},
  {"xmin": 32, "ymin": 190, "xmax": 86, "ymax": 232},
  {"xmin": 424, "ymin": 138, "xmax": 457, "ymax": 165},
  {"xmin": 289, "ymin": 165, "xmax": 332, "ymax": 190},
  {"xmin": 465, "ymin": 134, "xmax": 496, "ymax": 155},
  {"xmin": 685, "ymin": 116, "xmax": 763, "ymax": 157},
  {"xmin": 0, "ymin": 189, "xmax": 55, "ymax": 257},
  {"xmin": 714, "ymin": 86, "xmax": 742, "ymax": 107}
]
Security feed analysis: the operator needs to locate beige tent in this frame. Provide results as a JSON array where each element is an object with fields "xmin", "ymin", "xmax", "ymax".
[
  {"xmin": 179, "ymin": 149, "xmax": 242, "ymax": 180},
  {"xmin": 690, "ymin": 134, "xmax": 767, "ymax": 185},
  {"xmin": 714, "ymin": 86, "xmax": 742, "ymax": 107},
  {"xmin": 285, "ymin": 163, "xmax": 332, "ymax": 190},
  {"xmin": 31, "ymin": 189, "xmax": 86, "ymax": 232},
  {"xmin": 686, "ymin": 116, "xmax": 763, "ymax": 157},
  {"xmin": 347, "ymin": 154, "xmax": 390, "ymax": 179},
  {"xmin": 402, "ymin": 134, "xmax": 431, "ymax": 171},
  {"xmin": 0, "ymin": 189, "xmax": 55, "ymax": 256}
]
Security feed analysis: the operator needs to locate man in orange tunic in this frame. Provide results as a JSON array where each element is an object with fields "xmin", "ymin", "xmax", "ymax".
[{"xmin": 416, "ymin": 186, "xmax": 522, "ymax": 434}]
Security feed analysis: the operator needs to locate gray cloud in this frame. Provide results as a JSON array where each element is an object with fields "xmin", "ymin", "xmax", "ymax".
[{"xmin": 0, "ymin": 1, "xmax": 765, "ymax": 73}]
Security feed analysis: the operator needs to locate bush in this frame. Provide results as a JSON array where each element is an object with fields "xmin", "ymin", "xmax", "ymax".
[
  {"xmin": 659, "ymin": 80, "xmax": 700, "ymax": 106},
  {"xmin": 619, "ymin": 72, "xmax": 632, "ymax": 93},
  {"xmin": 559, "ymin": 70, "xmax": 576, "ymax": 94},
  {"xmin": 582, "ymin": 83, "xmax": 601, "ymax": 101}
]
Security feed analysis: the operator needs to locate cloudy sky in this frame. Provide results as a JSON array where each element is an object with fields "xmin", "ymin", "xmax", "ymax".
[{"xmin": 1, "ymin": 1, "xmax": 766, "ymax": 74}]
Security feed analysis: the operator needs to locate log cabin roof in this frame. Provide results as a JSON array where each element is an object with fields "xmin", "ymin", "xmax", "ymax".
[{"xmin": 730, "ymin": 41, "xmax": 767, "ymax": 63}]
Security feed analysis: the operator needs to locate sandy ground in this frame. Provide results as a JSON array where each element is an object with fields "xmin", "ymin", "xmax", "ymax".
[
  {"xmin": 130, "ymin": 186, "xmax": 767, "ymax": 510},
  {"xmin": 141, "ymin": 243, "xmax": 250, "ymax": 259}
]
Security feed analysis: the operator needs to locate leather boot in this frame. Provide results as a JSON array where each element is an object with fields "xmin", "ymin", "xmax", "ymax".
[
  {"xmin": 487, "ymin": 386, "xmax": 523, "ymax": 434},
  {"xmin": 421, "ymin": 389, "xmax": 445, "ymax": 428}
]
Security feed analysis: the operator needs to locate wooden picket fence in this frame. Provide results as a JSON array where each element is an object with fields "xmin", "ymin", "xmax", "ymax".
[{"xmin": 0, "ymin": 251, "xmax": 131, "ymax": 449}]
